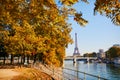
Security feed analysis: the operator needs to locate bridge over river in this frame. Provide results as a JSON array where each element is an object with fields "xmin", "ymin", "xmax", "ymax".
[{"xmin": 65, "ymin": 56, "xmax": 97, "ymax": 62}]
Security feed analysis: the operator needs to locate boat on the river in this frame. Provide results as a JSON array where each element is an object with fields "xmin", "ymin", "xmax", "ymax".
[{"xmin": 114, "ymin": 57, "xmax": 120, "ymax": 65}]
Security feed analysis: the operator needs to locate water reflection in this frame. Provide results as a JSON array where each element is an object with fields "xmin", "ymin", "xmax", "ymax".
[
  {"xmin": 64, "ymin": 61, "xmax": 120, "ymax": 80},
  {"xmin": 106, "ymin": 64, "xmax": 120, "ymax": 79}
]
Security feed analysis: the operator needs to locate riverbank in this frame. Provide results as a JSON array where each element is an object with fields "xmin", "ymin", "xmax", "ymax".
[{"xmin": 0, "ymin": 67, "xmax": 54, "ymax": 80}]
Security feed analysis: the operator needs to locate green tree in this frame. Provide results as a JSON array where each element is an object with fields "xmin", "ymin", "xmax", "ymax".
[
  {"xmin": 106, "ymin": 46, "xmax": 120, "ymax": 59},
  {"xmin": 83, "ymin": 52, "xmax": 97, "ymax": 57}
]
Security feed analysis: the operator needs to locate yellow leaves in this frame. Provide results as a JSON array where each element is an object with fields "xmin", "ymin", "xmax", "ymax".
[
  {"xmin": 106, "ymin": 9, "xmax": 112, "ymax": 14},
  {"xmin": 60, "ymin": 0, "xmax": 88, "ymax": 5},
  {"xmin": 79, "ymin": 18, "xmax": 88, "ymax": 26},
  {"xmin": 94, "ymin": 0, "xmax": 120, "ymax": 25},
  {"xmin": 42, "ymin": 48, "xmax": 61, "ymax": 66},
  {"xmin": 4, "ymin": 36, "xmax": 19, "ymax": 54},
  {"xmin": 48, "ymin": 0, "xmax": 55, "ymax": 5},
  {"xmin": 74, "ymin": 17, "xmax": 88, "ymax": 26},
  {"xmin": 60, "ymin": 0, "xmax": 78, "ymax": 6},
  {"xmin": 0, "ymin": 0, "xmax": 73, "ymax": 66},
  {"xmin": 5, "ymin": 3, "xmax": 11, "ymax": 10},
  {"xmin": 113, "ymin": 14, "xmax": 120, "ymax": 26},
  {"xmin": 116, "ymin": 14, "xmax": 120, "ymax": 20}
]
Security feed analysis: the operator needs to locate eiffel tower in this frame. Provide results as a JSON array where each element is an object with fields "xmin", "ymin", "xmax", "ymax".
[{"xmin": 73, "ymin": 33, "xmax": 80, "ymax": 56}]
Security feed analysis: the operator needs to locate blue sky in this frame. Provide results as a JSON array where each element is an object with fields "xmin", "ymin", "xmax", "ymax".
[{"xmin": 65, "ymin": 0, "xmax": 120, "ymax": 56}]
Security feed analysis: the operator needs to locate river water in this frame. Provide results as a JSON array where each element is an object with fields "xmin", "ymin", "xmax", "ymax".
[{"xmin": 63, "ymin": 60, "xmax": 120, "ymax": 80}]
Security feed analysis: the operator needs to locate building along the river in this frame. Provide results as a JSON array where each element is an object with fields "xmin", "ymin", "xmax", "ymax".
[{"xmin": 97, "ymin": 49, "xmax": 106, "ymax": 59}]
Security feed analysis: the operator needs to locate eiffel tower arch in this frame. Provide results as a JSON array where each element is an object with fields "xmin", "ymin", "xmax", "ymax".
[{"xmin": 73, "ymin": 33, "xmax": 80, "ymax": 56}]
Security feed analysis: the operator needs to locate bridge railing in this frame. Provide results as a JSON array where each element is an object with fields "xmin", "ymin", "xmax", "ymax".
[{"xmin": 62, "ymin": 67, "xmax": 108, "ymax": 80}]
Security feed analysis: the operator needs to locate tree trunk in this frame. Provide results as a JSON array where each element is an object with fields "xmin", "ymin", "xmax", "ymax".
[
  {"xmin": 10, "ymin": 54, "xmax": 14, "ymax": 64},
  {"xmin": 3, "ymin": 55, "xmax": 6, "ymax": 64},
  {"xmin": 23, "ymin": 55, "xmax": 25, "ymax": 64},
  {"xmin": 21, "ymin": 55, "xmax": 25, "ymax": 64},
  {"xmin": 27, "ymin": 55, "xmax": 29, "ymax": 64},
  {"xmin": 21, "ymin": 55, "xmax": 23, "ymax": 64},
  {"xmin": 33, "ymin": 54, "xmax": 36, "ymax": 63},
  {"xmin": 18, "ymin": 56, "xmax": 20, "ymax": 64}
]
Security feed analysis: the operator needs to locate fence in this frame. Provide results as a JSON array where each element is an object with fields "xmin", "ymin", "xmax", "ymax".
[
  {"xmin": 32, "ymin": 62, "xmax": 63, "ymax": 80},
  {"xmin": 32, "ymin": 62, "xmax": 108, "ymax": 80},
  {"xmin": 62, "ymin": 67, "xmax": 108, "ymax": 80}
]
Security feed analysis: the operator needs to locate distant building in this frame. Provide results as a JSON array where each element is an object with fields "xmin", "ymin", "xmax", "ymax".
[
  {"xmin": 97, "ymin": 49, "xmax": 106, "ymax": 59},
  {"xmin": 113, "ymin": 44, "xmax": 120, "ymax": 47}
]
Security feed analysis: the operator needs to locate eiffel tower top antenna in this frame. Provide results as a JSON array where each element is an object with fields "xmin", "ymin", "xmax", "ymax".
[{"xmin": 73, "ymin": 33, "xmax": 80, "ymax": 56}]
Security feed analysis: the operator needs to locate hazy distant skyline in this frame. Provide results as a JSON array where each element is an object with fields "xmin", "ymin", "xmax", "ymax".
[{"xmin": 65, "ymin": 0, "xmax": 120, "ymax": 56}]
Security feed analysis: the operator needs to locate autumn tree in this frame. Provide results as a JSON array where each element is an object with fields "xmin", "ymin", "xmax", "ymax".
[
  {"xmin": 94, "ymin": 0, "xmax": 120, "ymax": 26},
  {"xmin": 0, "ymin": 25, "xmax": 9, "ymax": 64},
  {"xmin": 0, "ymin": 0, "xmax": 119, "ymax": 66},
  {"xmin": 60, "ymin": 0, "xmax": 120, "ymax": 26},
  {"xmin": 0, "ymin": 0, "xmax": 74, "ymax": 66}
]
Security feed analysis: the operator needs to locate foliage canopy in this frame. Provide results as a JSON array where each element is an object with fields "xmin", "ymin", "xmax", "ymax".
[
  {"xmin": 0, "ymin": 0, "xmax": 120, "ymax": 66},
  {"xmin": 106, "ymin": 46, "xmax": 120, "ymax": 58},
  {"xmin": 94, "ymin": 0, "xmax": 120, "ymax": 26}
]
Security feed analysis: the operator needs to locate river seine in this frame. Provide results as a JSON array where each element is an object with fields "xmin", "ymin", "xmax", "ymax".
[{"xmin": 64, "ymin": 60, "xmax": 120, "ymax": 80}]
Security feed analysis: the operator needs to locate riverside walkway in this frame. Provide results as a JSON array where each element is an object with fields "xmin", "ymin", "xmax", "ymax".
[
  {"xmin": 32, "ymin": 62, "xmax": 108, "ymax": 80},
  {"xmin": 32, "ymin": 62, "xmax": 63, "ymax": 80}
]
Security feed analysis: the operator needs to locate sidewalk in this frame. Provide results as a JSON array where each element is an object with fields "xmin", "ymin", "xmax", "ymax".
[{"xmin": 0, "ymin": 69, "xmax": 20, "ymax": 80}]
